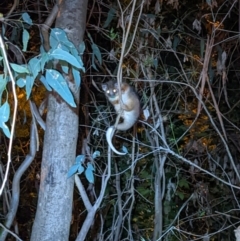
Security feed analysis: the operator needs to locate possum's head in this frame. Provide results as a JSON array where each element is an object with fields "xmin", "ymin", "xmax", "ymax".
[{"xmin": 102, "ymin": 80, "xmax": 119, "ymax": 101}]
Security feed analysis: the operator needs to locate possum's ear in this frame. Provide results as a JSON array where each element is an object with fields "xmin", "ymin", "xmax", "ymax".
[
  {"xmin": 102, "ymin": 84, "xmax": 108, "ymax": 91},
  {"xmin": 114, "ymin": 82, "xmax": 119, "ymax": 89}
]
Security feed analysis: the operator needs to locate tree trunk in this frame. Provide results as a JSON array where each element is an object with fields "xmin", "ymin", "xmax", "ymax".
[{"xmin": 30, "ymin": 0, "xmax": 87, "ymax": 240}]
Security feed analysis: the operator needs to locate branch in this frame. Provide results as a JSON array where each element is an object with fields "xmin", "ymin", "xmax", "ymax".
[
  {"xmin": 113, "ymin": 163, "xmax": 123, "ymax": 241},
  {"xmin": 5, "ymin": 0, "xmax": 19, "ymax": 18},
  {"xmin": 40, "ymin": 4, "xmax": 59, "ymax": 52},
  {"xmin": 75, "ymin": 138, "xmax": 111, "ymax": 241},
  {"xmin": 0, "ymin": 110, "xmax": 37, "ymax": 240},
  {"xmin": 0, "ymin": 223, "xmax": 23, "ymax": 241},
  {"xmin": 0, "ymin": 35, "xmax": 18, "ymax": 196}
]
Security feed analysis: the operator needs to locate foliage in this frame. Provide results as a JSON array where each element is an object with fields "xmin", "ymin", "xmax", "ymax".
[{"xmin": 68, "ymin": 155, "xmax": 95, "ymax": 183}]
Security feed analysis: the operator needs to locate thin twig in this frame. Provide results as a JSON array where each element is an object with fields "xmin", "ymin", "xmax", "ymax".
[{"xmin": 0, "ymin": 35, "xmax": 18, "ymax": 196}]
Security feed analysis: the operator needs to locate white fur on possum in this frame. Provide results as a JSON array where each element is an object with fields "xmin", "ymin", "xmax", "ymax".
[{"xmin": 102, "ymin": 81, "xmax": 140, "ymax": 155}]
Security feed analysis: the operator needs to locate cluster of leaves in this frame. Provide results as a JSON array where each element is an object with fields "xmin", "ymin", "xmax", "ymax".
[{"xmin": 0, "ymin": 13, "xmax": 85, "ymax": 136}]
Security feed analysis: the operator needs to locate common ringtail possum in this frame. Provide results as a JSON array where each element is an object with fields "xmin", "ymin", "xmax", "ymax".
[{"xmin": 102, "ymin": 80, "xmax": 140, "ymax": 155}]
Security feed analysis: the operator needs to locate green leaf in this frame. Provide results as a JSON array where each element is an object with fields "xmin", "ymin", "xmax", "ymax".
[
  {"xmin": 67, "ymin": 155, "xmax": 85, "ymax": 178},
  {"xmin": 85, "ymin": 163, "xmax": 95, "ymax": 183},
  {"xmin": 163, "ymin": 201, "xmax": 171, "ymax": 215},
  {"xmin": 22, "ymin": 29, "xmax": 30, "ymax": 51},
  {"xmin": 176, "ymin": 190, "xmax": 185, "ymax": 200},
  {"xmin": 40, "ymin": 52, "xmax": 50, "ymax": 72},
  {"xmin": 0, "ymin": 75, "xmax": 7, "ymax": 103},
  {"xmin": 39, "ymin": 75, "xmax": 51, "ymax": 91},
  {"xmin": 137, "ymin": 186, "xmax": 151, "ymax": 196},
  {"xmin": 198, "ymin": 210, "xmax": 205, "ymax": 217},
  {"xmin": 78, "ymin": 165, "xmax": 84, "ymax": 175},
  {"xmin": 91, "ymin": 53, "xmax": 98, "ymax": 71},
  {"xmin": 91, "ymin": 43, "xmax": 102, "ymax": 65},
  {"xmin": 49, "ymin": 48, "xmax": 81, "ymax": 69},
  {"xmin": 0, "ymin": 102, "xmax": 10, "ymax": 122},
  {"xmin": 173, "ymin": 35, "xmax": 181, "ymax": 51},
  {"xmin": 50, "ymin": 28, "xmax": 74, "ymax": 51},
  {"xmin": 10, "ymin": 24, "xmax": 20, "ymax": 43},
  {"xmin": 45, "ymin": 69, "xmax": 76, "ymax": 107},
  {"xmin": 72, "ymin": 67, "xmax": 81, "ymax": 88},
  {"xmin": 67, "ymin": 164, "xmax": 80, "ymax": 178},
  {"xmin": 103, "ymin": 8, "xmax": 116, "ymax": 28},
  {"xmin": 28, "ymin": 56, "xmax": 41, "ymax": 79},
  {"xmin": 16, "ymin": 78, "xmax": 26, "ymax": 88},
  {"xmin": 26, "ymin": 75, "xmax": 35, "ymax": 99},
  {"xmin": 153, "ymin": 58, "xmax": 158, "ymax": 69},
  {"xmin": 122, "ymin": 145, "xmax": 128, "ymax": 154},
  {"xmin": 79, "ymin": 42, "xmax": 85, "ymax": 55},
  {"xmin": 178, "ymin": 178, "xmax": 189, "ymax": 188},
  {"xmin": 1, "ymin": 122, "xmax": 10, "ymax": 138},
  {"xmin": 10, "ymin": 63, "xmax": 29, "ymax": 74},
  {"xmin": 92, "ymin": 151, "xmax": 100, "ymax": 159},
  {"xmin": 22, "ymin": 12, "xmax": 33, "ymax": 25},
  {"xmin": 70, "ymin": 47, "xmax": 85, "ymax": 71},
  {"xmin": 0, "ymin": 102, "xmax": 10, "ymax": 138},
  {"xmin": 109, "ymin": 28, "xmax": 118, "ymax": 41},
  {"xmin": 88, "ymin": 33, "xmax": 102, "ymax": 67},
  {"xmin": 75, "ymin": 155, "xmax": 85, "ymax": 164}
]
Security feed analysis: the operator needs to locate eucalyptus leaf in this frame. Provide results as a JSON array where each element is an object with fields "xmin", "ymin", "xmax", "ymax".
[
  {"xmin": 28, "ymin": 57, "xmax": 41, "ymax": 79},
  {"xmin": 92, "ymin": 151, "xmax": 100, "ymax": 159},
  {"xmin": 67, "ymin": 164, "xmax": 80, "ymax": 178},
  {"xmin": 40, "ymin": 52, "xmax": 50, "ymax": 72},
  {"xmin": 22, "ymin": 29, "xmax": 30, "ymax": 51},
  {"xmin": 26, "ymin": 75, "xmax": 35, "ymax": 99},
  {"xmin": 79, "ymin": 42, "xmax": 85, "ymax": 55},
  {"xmin": 72, "ymin": 67, "xmax": 81, "ymax": 88},
  {"xmin": 91, "ymin": 54, "xmax": 98, "ymax": 71},
  {"xmin": 45, "ymin": 69, "xmax": 76, "ymax": 107},
  {"xmin": 173, "ymin": 35, "xmax": 181, "ymax": 51},
  {"xmin": 0, "ymin": 102, "xmax": 10, "ymax": 122},
  {"xmin": 50, "ymin": 28, "xmax": 74, "ymax": 51},
  {"xmin": 77, "ymin": 164, "xmax": 84, "ymax": 175},
  {"xmin": 22, "ymin": 12, "xmax": 33, "ymax": 25},
  {"xmin": 0, "ymin": 75, "xmax": 7, "ymax": 98},
  {"xmin": 70, "ymin": 48, "xmax": 85, "ymax": 71},
  {"xmin": 1, "ymin": 123, "xmax": 10, "ymax": 138},
  {"xmin": 0, "ymin": 101, "xmax": 10, "ymax": 136},
  {"xmin": 122, "ymin": 146, "xmax": 128, "ymax": 154},
  {"xmin": 91, "ymin": 43, "xmax": 102, "ymax": 65},
  {"xmin": 103, "ymin": 7, "xmax": 116, "ymax": 28},
  {"xmin": 67, "ymin": 155, "xmax": 85, "ymax": 178},
  {"xmin": 10, "ymin": 63, "xmax": 29, "ymax": 74},
  {"xmin": 75, "ymin": 155, "xmax": 85, "ymax": 164},
  {"xmin": 85, "ymin": 163, "xmax": 95, "ymax": 184},
  {"xmin": 49, "ymin": 48, "xmax": 81, "ymax": 69},
  {"xmin": 39, "ymin": 75, "xmax": 51, "ymax": 91},
  {"xmin": 16, "ymin": 78, "xmax": 26, "ymax": 88}
]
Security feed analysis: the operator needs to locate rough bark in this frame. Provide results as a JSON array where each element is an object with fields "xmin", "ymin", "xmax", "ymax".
[{"xmin": 30, "ymin": 0, "xmax": 88, "ymax": 240}]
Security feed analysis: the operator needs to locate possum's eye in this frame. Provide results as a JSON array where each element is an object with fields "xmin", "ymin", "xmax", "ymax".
[
  {"xmin": 113, "ymin": 88, "xmax": 117, "ymax": 93},
  {"xmin": 106, "ymin": 90, "xmax": 110, "ymax": 94}
]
